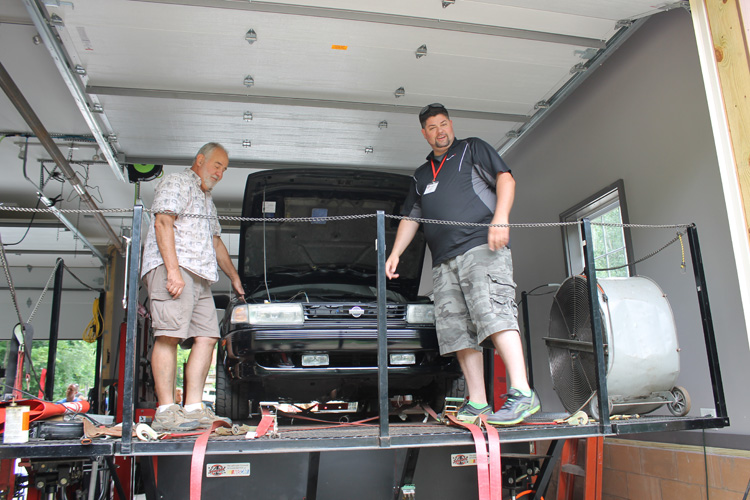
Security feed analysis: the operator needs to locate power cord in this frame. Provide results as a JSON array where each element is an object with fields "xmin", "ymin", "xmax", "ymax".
[{"xmin": 83, "ymin": 297, "xmax": 103, "ymax": 343}]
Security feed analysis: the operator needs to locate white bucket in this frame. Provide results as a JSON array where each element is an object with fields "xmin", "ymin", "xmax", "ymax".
[{"xmin": 3, "ymin": 405, "xmax": 31, "ymax": 444}]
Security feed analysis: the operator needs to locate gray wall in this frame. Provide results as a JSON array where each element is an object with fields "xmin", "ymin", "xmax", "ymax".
[{"xmin": 506, "ymin": 9, "xmax": 750, "ymax": 440}]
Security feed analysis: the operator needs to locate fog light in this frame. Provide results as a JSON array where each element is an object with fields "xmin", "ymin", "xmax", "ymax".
[
  {"xmin": 406, "ymin": 304, "xmax": 435, "ymax": 324},
  {"xmin": 390, "ymin": 353, "xmax": 416, "ymax": 365},
  {"xmin": 302, "ymin": 353, "xmax": 329, "ymax": 367}
]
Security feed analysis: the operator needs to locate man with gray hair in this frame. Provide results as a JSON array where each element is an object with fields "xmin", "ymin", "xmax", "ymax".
[{"xmin": 142, "ymin": 142, "xmax": 245, "ymax": 432}]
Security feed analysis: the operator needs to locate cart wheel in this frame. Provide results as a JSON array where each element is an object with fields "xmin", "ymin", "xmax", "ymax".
[
  {"xmin": 588, "ymin": 394, "xmax": 613, "ymax": 421},
  {"xmin": 515, "ymin": 490, "xmax": 544, "ymax": 500},
  {"xmin": 668, "ymin": 386, "xmax": 691, "ymax": 417}
]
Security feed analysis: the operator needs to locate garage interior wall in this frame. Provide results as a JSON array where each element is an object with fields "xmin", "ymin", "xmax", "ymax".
[
  {"xmin": 506, "ymin": 8, "xmax": 750, "ymax": 447},
  {"xmin": 0, "ymin": 1, "xmax": 746, "ymax": 452}
]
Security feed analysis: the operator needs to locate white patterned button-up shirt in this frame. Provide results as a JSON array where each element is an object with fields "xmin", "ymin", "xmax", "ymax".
[{"xmin": 141, "ymin": 168, "xmax": 221, "ymax": 282}]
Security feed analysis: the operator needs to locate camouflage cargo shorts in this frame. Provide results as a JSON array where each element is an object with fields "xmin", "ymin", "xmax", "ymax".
[{"xmin": 431, "ymin": 244, "xmax": 519, "ymax": 355}]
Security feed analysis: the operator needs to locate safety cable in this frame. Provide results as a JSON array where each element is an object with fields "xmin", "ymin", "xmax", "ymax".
[
  {"xmin": 595, "ymin": 230, "xmax": 686, "ymax": 272},
  {"xmin": 703, "ymin": 429, "xmax": 710, "ymax": 500},
  {"xmin": 0, "ymin": 205, "xmax": 695, "ymax": 230},
  {"xmin": 0, "ymin": 232, "xmax": 26, "ymax": 331},
  {"xmin": 63, "ymin": 263, "xmax": 104, "ymax": 293},
  {"xmin": 26, "ymin": 259, "xmax": 62, "ymax": 324}
]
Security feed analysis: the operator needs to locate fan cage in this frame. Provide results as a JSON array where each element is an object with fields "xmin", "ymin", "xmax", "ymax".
[{"xmin": 547, "ymin": 276, "xmax": 608, "ymax": 413}]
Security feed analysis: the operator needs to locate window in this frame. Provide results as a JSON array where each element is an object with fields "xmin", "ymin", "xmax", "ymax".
[{"xmin": 560, "ymin": 180, "xmax": 634, "ymax": 278}]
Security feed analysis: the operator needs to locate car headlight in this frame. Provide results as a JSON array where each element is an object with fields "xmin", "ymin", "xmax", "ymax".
[
  {"xmin": 406, "ymin": 304, "xmax": 435, "ymax": 325},
  {"xmin": 231, "ymin": 303, "xmax": 304, "ymax": 325}
]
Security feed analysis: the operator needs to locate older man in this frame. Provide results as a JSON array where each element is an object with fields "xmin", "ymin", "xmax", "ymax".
[
  {"xmin": 386, "ymin": 104, "xmax": 539, "ymax": 426},
  {"xmin": 141, "ymin": 142, "xmax": 244, "ymax": 432}
]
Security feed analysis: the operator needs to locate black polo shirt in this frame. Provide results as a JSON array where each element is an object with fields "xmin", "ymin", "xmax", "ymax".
[{"xmin": 401, "ymin": 137, "xmax": 512, "ymax": 266}]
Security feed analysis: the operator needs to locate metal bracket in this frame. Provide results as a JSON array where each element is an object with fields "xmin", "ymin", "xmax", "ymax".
[
  {"xmin": 43, "ymin": 0, "xmax": 74, "ymax": 8},
  {"xmin": 615, "ymin": 19, "xmax": 634, "ymax": 30},
  {"xmin": 660, "ymin": 1, "xmax": 690, "ymax": 13}
]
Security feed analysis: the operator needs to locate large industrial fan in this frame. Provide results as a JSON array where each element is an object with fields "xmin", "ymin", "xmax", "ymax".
[{"xmin": 545, "ymin": 275, "xmax": 690, "ymax": 418}]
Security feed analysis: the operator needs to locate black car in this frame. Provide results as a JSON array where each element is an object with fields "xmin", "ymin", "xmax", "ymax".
[{"xmin": 215, "ymin": 169, "xmax": 462, "ymax": 420}]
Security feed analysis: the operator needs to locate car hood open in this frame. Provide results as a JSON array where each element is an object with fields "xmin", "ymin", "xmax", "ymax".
[{"xmin": 239, "ymin": 168, "xmax": 427, "ymax": 300}]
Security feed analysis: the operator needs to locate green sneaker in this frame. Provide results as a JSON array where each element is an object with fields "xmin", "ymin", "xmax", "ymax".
[
  {"xmin": 486, "ymin": 389, "xmax": 540, "ymax": 426},
  {"xmin": 455, "ymin": 401, "xmax": 492, "ymax": 424}
]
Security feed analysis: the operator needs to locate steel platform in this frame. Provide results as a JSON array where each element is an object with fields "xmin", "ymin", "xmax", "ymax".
[{"xmin": 0, "ymin": 412, "xmax": 728, "ymax": 459}]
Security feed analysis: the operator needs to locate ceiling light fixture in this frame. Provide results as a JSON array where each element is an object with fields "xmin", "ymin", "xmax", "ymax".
[
  {"xmin": 364, "ymin": 146, "xmax": 374, "ymax": 154},
  {"xmin": 415, "ymin": 44, "xmax": 427, "ymax": 59},
  {"xmin": 244, "ymin": 75, "xmax": 255, "ymax": 87},
  {"xmin": 242, "ymin": 140, "xmax": 252, "ymax": 147},
  {"xmin": 245, "ymin": 29, "xmax": 258, "ymax": 44},
  {"xmin": 394, "ymin": 87, "xmax": 405, "ymax": 98},
  {"xmin": 243, "ymin": 111, "xmax": 253, "ymax": 121}
]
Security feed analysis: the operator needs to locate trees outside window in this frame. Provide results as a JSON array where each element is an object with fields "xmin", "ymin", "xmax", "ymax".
[{"xmin": 560, "ymin": 180, "xmax": 634, "ymax": 278}]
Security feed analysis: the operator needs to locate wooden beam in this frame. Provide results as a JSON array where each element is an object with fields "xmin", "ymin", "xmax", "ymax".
[
  {"xmin": 700, "ymin": 0, "xmax": 750, "ymax": 231},
  {"xmin": 690, "ymin": 0, "xmax": 750, "ymax": 341}
]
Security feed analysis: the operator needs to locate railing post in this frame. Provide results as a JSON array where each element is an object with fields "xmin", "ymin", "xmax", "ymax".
[
  {"xmin": 686, "ymin": 224, "xmax": 729, "ymax": 422},
  {"xmin": 581, "ymin": 219, "xmax": 611, "ymax": 433},
  {"xmin": 376, "ymin": 211, "xmax": 390, "ymax": 446},
  {"xmin": 121, "ymin": 205, "xmax": 143, "ymax": 454},
  {"xmin": 521, "ymin": 291, "xmax": 534, "ymax": 388},
  {"xmin": 44, "ymin": 259, "xmax": 64, "ymax": 400}
]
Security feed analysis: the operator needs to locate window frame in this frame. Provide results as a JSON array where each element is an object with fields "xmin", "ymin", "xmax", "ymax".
[{"xmin": 559, "ymin": 180, "xmax": 635, "ymax": 277}]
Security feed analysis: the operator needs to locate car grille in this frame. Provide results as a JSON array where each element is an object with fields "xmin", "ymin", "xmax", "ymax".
[{"xmin": 303, "ymin": 303, "xmax": 406, "ymax": 321}]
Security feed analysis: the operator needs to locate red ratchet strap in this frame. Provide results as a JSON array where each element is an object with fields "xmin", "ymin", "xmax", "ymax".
[
  {"xmin": 419, "ymin": 403, "xmax": 442, "ymax": 422},
  {"xmin": 479, "ymin": 415, "xmax": 502, "ymax": 500},
  {"xmin": 254, "ymin": 406, "xmax": 276, "ymax": 439},
  {"xmin": 13, "ymin": 350, "xmax": 24, "ymax": 399},
  {"xmin": 159, "ymin": 431, "xmax": 206, "ymax": 440},
  {"xmin": 445, "ymin": 414, "xmax": 502, "ymax": 500},
  {"xmin": 190, "ymin": 421, "xmax": 229, "ymax": 500}
]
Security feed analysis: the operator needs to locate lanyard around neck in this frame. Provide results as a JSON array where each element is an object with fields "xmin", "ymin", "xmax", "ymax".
[{"xmin": 430, "ymin": 154, "xmax": 448, "ymax": 182}]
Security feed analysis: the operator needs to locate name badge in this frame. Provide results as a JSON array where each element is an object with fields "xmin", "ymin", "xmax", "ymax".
[{"xmin": 424, "ymin": 181, "xmax": 438, "ymax": 194}]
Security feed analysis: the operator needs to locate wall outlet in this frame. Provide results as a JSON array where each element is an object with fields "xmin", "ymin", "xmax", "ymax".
[{"xmin": 700, "ymin": 408, "xmax": 716, "ymax": 417}]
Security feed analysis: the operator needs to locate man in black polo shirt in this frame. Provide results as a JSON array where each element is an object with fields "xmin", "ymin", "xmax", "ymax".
[{"xmin": 385, "ymin": 103, "xmax": 540, "ymax": 426}]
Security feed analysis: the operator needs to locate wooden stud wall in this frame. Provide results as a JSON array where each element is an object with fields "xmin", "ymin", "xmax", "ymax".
[{"xmin": 697, "ymin": 0, "xmax": 750, "ymax": 235}]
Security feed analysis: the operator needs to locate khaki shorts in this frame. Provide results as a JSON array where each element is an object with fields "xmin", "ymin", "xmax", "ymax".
[
  {"xmin": 144, "ymin": 265, "xmax": 219, "ymax": 343},
  {"xmin": 432, "ymin": 244, "xmax": 519, "ymax": 355}
]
